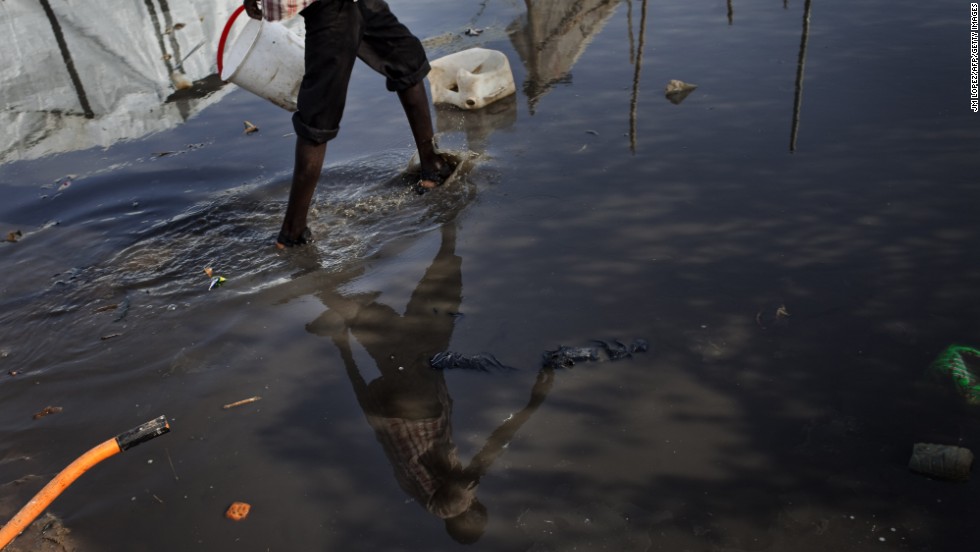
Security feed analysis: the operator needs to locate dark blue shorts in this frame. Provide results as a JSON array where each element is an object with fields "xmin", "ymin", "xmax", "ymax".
[{"xmin": 292, "ymin": 0, "xmax": 431, "ymax": 143}]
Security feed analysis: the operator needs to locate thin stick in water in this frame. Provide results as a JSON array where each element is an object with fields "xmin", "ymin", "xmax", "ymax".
[
  {"xmin": 165, "ymin": 447, "xmax": 179, "ymax": 481},
  {"xmin": 222, "ymin": 396, "xmax": 262, "ymax": 410}
]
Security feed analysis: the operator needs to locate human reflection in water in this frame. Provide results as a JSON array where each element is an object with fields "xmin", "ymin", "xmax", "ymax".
[{"xmin": 306, "ymin": 221, "xmax": 554, "ymax": 544}]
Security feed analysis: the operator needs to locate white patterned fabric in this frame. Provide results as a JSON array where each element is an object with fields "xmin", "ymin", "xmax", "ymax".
[{"xmin": 260, "ymin": 0, "xmax": 316, "ymax": 21}]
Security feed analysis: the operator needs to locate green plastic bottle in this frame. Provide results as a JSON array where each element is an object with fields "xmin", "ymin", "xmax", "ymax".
[{"xmin": 931, "ymin": 345, "xmax": 980, "ymax": 404}]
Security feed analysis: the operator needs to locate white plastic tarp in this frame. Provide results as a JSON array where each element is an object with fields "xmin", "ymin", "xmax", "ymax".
[{"xmin": 0, "ymin": 0, "xmax": 262, "ymax": 162}]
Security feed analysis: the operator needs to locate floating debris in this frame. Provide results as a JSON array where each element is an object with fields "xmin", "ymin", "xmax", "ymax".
[
  {"xmin": 0, "ymin": 512, "xmax": 77, "ymax": 552},
  {"xmin": 664, "ymin": 79, "xmax": 698, "ymax": 104},
  {"xmin": 243, "ymin": 121, "xmax": 259, "ymax": 134},
  {"xmin": 543, "ymin": 339, "xmax": 649, "ymax": 369},
  {"xmin": 432, "ymin": 339, "xmax": 651, "ymax": 372},
  {"xmin": 543, "ymin": 346, "xmax": 598, "ymax": 368},
  {"xmin": 33, "ymin": 406, "xmax": 63, "ymax": 420},
  {"xmin": 166, "ymin": 448, "xmax": 179, "ymax": 481},
  {"xmin": 204, "ymin": 267, "xmax": 227, "ymax": 290},
  {"xmin": 225, "ymin": 501, "xmax": 251, "ymax": 521},
  {"xmin": 100, "ymin": 333, "xmax": 122, "ymax": 341},
  {"xmin": 222, "ymin": 396, "xmax": 262, "ymax": 410},
  {"xmin": 931, "ymin": 345, "xmax": 980, "ymax": 404},
  {"xmin": 171, "ymin": 71, "xmax": 193, "ymax": 90},
  {"xmin": 430, "ymin": 351, "xmax": 515, "ymax": 372},
  {"xmin": 756, "ymin": 303, "xmax": 791, "ymax": 330},
  {"xmin": 114, "ymin": 298, "xmax": 131, "ymax": 322},
  {"xmin": 908, "ymin": 443, "xmax": 973, "ymax": 481},
  {"xmin": 6, "ymin": 230, "xmax": 22, "ymax": 243},
  {"xmin": 421, "ymin": 31, "xmax": 458, "ymax": 52},
  {"xmin": 464, "ymin": 27, "xmax": 484, "ymax": 36}
]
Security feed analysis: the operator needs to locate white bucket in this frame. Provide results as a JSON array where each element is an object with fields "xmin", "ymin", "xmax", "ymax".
[
  {"xmin": 427, "ymin": 48, "xmax": 516, "ymax": 110},
  {"xmin": 218, "ymin": 8, "xmax": 304, "ymax": 112}
]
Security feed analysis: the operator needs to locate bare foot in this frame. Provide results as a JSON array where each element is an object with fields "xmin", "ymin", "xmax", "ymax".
[
  {"xmin": 415, "ymin": 154, "xmax": 456, "ymax": 193},
  {"xmin": 276, "ymin": 227, "xmax": 313, "ymax": 249}
]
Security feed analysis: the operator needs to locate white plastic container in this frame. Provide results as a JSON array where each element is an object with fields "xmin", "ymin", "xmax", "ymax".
[
  {"xmin": 218, "ymin": 8, "xmax": 304, "ymax": 111},
  {"xmin": 428, "ymin": 48, "xmax": 516, "ymax": 110}
]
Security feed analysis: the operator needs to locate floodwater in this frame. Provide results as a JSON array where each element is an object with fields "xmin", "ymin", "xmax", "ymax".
[{"xmin": 2, "ymin": 0, "xmax": 979, "ymax": 550}]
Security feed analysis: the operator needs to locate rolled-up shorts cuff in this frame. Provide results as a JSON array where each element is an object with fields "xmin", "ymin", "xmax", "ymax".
[
  {"xmin": 292, "ymin": 112, "xmax": 339, "ymax": 144},
  {"xmin": 386, "ymin": 59, "xmax": 431, "ymax": 92}
]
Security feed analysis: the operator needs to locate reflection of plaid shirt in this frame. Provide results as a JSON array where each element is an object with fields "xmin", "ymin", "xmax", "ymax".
[
  {"xmin": 261, "ymin": 0, "xmax": 317, "ymax": 21},
  {"xmin": 363, "ymin": 382, "xmax": 460, "ymax": 512},
  {"xmin": 367, "ymin": 415, "xmax": 453, "ymax": 506}
]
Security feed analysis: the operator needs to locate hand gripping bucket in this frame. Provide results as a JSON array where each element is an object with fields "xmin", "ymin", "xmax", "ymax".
[{"xmin": 217, "ymin": 6, "xmax": 304, "ymax": 111}]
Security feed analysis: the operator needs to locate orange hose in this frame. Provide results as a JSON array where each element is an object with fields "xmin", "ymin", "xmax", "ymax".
[{"xmin": 0, "ymin": 438, "xmax": 120, "ymax": 549}]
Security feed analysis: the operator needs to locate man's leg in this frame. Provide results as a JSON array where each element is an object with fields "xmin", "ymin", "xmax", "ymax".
[
  {"xmin": 277, "ymin": 0, "xmax": 360, "ymax": 248},
  {"xmin": 397, "ymin": 81, "xmax": 448, "ymax": 190},
  {"xmin": 354, "ymin": 0, "xmax": 450, "ymax": 190},
  {"xmin": 277, "ymin": 135, "xmax": 327, "ymax": 248}
]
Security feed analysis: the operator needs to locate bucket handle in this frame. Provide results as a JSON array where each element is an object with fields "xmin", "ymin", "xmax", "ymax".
[{"xmin": 217, "ymin": 5, "xmax": 247, "ymax": 76}]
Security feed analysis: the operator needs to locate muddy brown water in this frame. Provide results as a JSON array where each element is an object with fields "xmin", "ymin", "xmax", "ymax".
[{"xmin": 2, "ymin": 0, "xmax": 980, "ymax": 550}]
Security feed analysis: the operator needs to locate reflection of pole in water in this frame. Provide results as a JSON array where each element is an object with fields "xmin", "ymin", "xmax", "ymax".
[
  {"xmin": 627, "ymin": 0, "xmax": 636, "ymax": 64},
  {"xmin": 144, "ymin": 0, "xmax": 194, "ymax": 117},
  {"xmin": 727, "ymin": 0, "xmax": 733, "ymax": 25},
  {"xmin": 512, "ymin": 0, "xmax": 621, "ymax": 113},
  {"xmin": 629, "ymin": 0, "xmax": 648, "ymax": 153},
  {"xmin": 143, "ymin": 0, "xmax": 180, "ymax": 74},
  {"xmin": 789, "ymin": 0, "xmax": 812, "ymax": 153},
  {"xmin": 39, "ymin": 0, "xmax": 94, "ymax": 118}
]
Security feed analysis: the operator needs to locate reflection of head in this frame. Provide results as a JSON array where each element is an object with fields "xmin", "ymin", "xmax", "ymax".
[
  {"xmin": 429, "ymin": 477, "xmax": 478, "ymax": 519},
  {"xmin": 444, "ymin": 499, "xmax": 488, "ymax": 545},
  {"xmin": 429, "ymin": 478, "xmax": 486, "ymax": 543}
]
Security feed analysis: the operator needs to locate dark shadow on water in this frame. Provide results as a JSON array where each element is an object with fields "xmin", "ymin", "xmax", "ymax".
[{"xmin": 260, "ymin": 169, "xmax": 567, "ymax": 545}]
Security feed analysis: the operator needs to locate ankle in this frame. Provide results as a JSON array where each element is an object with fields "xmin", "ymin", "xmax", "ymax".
[
  {"xmin": 276, "ymin": 226, "xmax": 313, "ymax": 248},
  {"xmin": 280, "ymin": 222, "xmax": 306, "ymax": 238}
]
